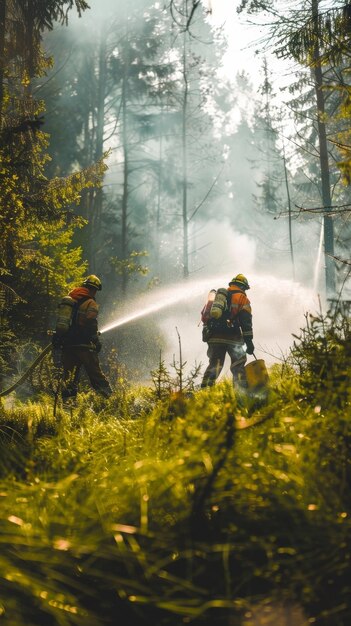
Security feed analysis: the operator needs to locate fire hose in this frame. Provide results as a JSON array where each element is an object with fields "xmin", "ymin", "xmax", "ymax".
[
  {"xmin": 0, "ymin": 332, "xmax": 104, "ymax": 400},
  {"xmin": 0, "ymin": 344, "xmax": 52, "ymax": 398}
]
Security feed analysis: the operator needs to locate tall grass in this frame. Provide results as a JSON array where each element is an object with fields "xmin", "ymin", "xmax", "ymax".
[{"xmin": 0, "ymin": 315, "xmax": 350, "ymax": 625}]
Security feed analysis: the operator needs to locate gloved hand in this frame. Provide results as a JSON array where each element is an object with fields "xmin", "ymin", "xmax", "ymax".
[
  {"xmin": 94, "ymin": 339, "xmax": 102, "ymax": 353},
  {"xmin": 245, "ymin": 339, "xmax": 255, "ymax": 355}
]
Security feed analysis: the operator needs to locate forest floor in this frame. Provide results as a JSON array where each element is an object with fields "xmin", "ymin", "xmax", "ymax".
[{"xmin": 0, "ymin": 346, "xmax": 350, "ymax": 625}]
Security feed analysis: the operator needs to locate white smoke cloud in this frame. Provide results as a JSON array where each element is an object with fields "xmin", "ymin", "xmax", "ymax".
[
  {"xmin": 192, "ymin": 218, "xmax": 257, "ymax": 278},
  {"xmin": 158, "ymin": 270, "xmax": 318, "ymax": 384},
  {"xmin": 101, "ymin": 221, "xmax": 320, "ymax": 384}
]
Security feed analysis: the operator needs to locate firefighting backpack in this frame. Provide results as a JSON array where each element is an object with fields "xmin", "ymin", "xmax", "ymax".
[
  {"xmin": 55, "ymin": 296, "xmax": 90, "ymax": 338},
  {"xmin": 201, "ymin": 288, "xmax": 232, "ymax": 341}
]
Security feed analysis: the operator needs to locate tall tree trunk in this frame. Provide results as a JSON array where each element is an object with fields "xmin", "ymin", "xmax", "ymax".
[
  {"xmin": 312, "ymin": 0, "xmax": 335, "ymax": 298},
  {"xmin": 155, "ymin": 111, "xmax": 163, "ymax": 273},
  {"xmin": 181, "ymin": 30, "xmax": 189, "ymax": 279},
  {"xmin": 90, "ymin": 30, "xmax": 107, "ymax": 271},
  {"xmin": 95, "ymin": 33, "xmax": 106, "ymax": 163},
  {"xmin": 282, "ymin": 138, "xmax": 295, "ymax": 281},
  {"xmin": 121, "ymin": 60, "xmax": 129, "ymax": 294},
  {"xmin": 79, "ymin": 53, "xmax": 94, "ymax": 228},
  {"xmin": 26, "ymin": 8, "xmax": 35, "ymax": 81},
  {"xmin": 0, "ymin": 0, "xmax": 6, "ymax": 125}
]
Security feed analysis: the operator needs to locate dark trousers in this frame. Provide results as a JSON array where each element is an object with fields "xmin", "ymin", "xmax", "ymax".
[
  {"xmin": 201, "ymin": 342, "xmax": 247, "ymax": 389},
  {"xmin": 61, "ymin": 348, "xmax": 112, "ymax": 399}
]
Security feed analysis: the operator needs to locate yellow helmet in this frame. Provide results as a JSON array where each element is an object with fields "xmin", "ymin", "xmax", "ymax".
[
  {"xmin": 229, "ymin": 274, "xmax": 250, "ymax": 290},
  {"xmin": 82, "ymin": 274, "xmax": 102, "ymax": 291}
]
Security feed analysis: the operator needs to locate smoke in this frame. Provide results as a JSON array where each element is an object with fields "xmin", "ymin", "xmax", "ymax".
[
  {"xmin": 104, "ymin": 216, "xmax": 319, "ymax": 381},
  {"xmin": 157, "ymin": 271, "xmax": 318, "ymax": 382},
  {"xmin": 101, "ymin": 220, "xmax": 319, "ymax": 384},
  {"xmin": 172, "ymin": 221, "xmax": 319, "ymax": 376},
  {"xmin": 43, "ymin": 1, "xmax": 331, "ymax": 384},
  {"xmin": 68, "ymin": 0, "xmax": 138, "ymax": 24},
  {"xmin": 191, "ymin": 218, "xmax": 257, "ymax": 277}
]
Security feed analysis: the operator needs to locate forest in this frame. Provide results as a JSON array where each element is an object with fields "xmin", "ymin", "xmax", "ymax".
[{"xmin": 0, "ymin": 1, "xmax": 351, "ymax": 625}]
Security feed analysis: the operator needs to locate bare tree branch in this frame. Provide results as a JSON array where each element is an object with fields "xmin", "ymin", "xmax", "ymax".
[{"xmin": 275, "ymin": 202, "xmax": 351, "ymax": 219}]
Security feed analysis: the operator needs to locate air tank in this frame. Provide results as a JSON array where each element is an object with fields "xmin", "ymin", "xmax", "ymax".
[
  {"xmin": 210, "ymin": 287, "xmax": 228, "ymax": 319},
  {"xmin": 55, "ymin": 296, "xmax": 75, "ymax": 335},
  {"xmin": 201, "ymin": 289, "xmax": 216, "ymax": 323}
]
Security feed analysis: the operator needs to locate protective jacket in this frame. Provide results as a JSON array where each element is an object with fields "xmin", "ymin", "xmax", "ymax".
[
  {"xmin": 204, "ymin": 285, "xmax": 253, "ymax": 345},
  {"xmin": 62, "ymin": 287, "xmax": 100, "ymax": 348}
]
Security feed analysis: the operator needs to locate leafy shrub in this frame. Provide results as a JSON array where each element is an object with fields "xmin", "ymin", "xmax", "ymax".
[
  {"xmin": 288, "ymin": 310, "xmax": 351, "ymax": 408},
  {"xmin": 0, "ymin": 342, "xmax": 351, "ymax": 625}
]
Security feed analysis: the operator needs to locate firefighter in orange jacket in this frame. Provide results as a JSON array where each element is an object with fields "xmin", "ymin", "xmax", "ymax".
[
  {"xmin": 53, "ymin": 275, "xmax": 112, "ymax": 401},
  {"xmin": 200, "ymin": 274, "xmax": 254, "ymax": 390}
]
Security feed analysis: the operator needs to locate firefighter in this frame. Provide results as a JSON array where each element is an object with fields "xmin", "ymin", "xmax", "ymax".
[
  {"xmin": 200, "ymin": 274, "xmax": 254, "ymax": 390},
  {"xmin": 52, "ymin": 274, "xmax": 112, "ymax": 402}
]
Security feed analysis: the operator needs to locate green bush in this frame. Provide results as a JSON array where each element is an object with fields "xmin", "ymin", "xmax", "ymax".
[
  {"xmin": 0, "ymin": 325, "xmax": 351, "ymax": 625},
  {"xmin": 289, "ymin": 310, "xmax": 351, "ymax": 408}
]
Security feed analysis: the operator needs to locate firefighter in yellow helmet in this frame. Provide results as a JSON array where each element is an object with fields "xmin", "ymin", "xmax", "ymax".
[
  {"xmin": 53, "ymin": 275, "xmax": 112, "ymax": 402},
  {"xmin": 200, "ymin": 274, "xmax": 254, "ymax": 390}
]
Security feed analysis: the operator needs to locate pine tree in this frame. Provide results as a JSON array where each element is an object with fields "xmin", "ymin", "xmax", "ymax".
[
  {"xmin": 237, "ymin": 0, "xmax": 351, "ymax": 297},
  {"xmin": 0, "ymin": 0, "xmax": 106, "ymax": 350}
]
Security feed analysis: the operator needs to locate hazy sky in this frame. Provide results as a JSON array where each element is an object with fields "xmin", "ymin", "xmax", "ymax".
[
  {"xmin": 208, "ymin": 0, "xmax": 298, "ymax": 103},
  {"xmin": 208, "ymin": 0, "xmax": 265, "ymax": 80}
]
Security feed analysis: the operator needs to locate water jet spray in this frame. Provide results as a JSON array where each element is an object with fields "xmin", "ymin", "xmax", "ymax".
[
  {"xmin": 313, "ymin": 221, "xmax": 324, "ymax": 295},
  {"xmin": 99, "ymin": 274, "xmax": 319, "ymax": 369},
  {"xmin": 100, "ymin": 280, "xmax": 213, "ymax": 335}
]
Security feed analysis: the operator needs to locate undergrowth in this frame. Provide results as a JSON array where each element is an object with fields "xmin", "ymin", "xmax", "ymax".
[{"xmin": 0, "ymin": 312, "xmax": 350, "ymax": 626}]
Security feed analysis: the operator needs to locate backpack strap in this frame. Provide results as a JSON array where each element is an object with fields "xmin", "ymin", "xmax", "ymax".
[
  {"xmin": 71, "ymin": 296, "xmax": 92, "ymax": 328},
  {"xmin": 226, "ymin": 290, "xmax": 232, "ymax": 314}
]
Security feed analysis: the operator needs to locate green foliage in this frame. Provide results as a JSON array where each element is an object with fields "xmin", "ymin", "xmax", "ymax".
[
  {"xmin": 25, "ymin": 216, "xmax": 88, "ymax": 296},
  {"xmin": 33, "ymin": 1, "xmax": 90, "ymax": 27},
  {"xmin": 150, "ymin": 349, "xmax": 202, "ymax": 399},
  {"xmin": 237, "ymin": 2, "xmax": 351, "ymax": 65},
  {"xmin": 237, "ymin": 0, "xmax": 274, "ymax": 14},
  {"xmin": 0, "ymin": 284, "xmax": 23, "ymax": 375},
  {"xmin": 0, "ymin": 323, "xmax": 17, "ymax": 378},
  {"xmin": 0, "ymin": 2, "xmax": 108, "ymax": 343},
  {"xmin": 1, "ymin": 338, "xmax": 351, "ymax": 626},
  {"xmin": 150, "ymin": 351, "xmax": 173, "ymax": 399},
  {"xmin": 110, "ymin": 251, "xmax": 149, "ymax": 280},
  {"xmin": 335, "ymin": 83, "xmax": 351, "ymax": 184},
  {"xmin": 289, "ymin": 309, "xmax": 351, "ymax": 408},
  {"xmin": 10, "ymin": 215, "xmax": 89, "ymax": 339}
]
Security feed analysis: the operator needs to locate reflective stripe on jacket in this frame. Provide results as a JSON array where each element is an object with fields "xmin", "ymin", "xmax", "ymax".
[
  {"xmin": 227, "ymin": 286, "xmax": 253, "ymax": 340},
  {"xmin": 204, "ymin": 285, "xmax": 253, "ymax": 344}
]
